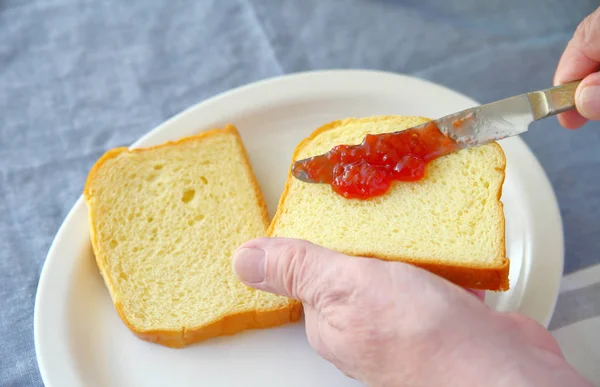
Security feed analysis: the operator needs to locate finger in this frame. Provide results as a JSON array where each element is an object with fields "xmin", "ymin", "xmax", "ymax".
[
  {"xmin": 557, "ymin": 109, "xmax": 588, "ymax": 130},
  {"xmin": 554, "ymin": 7, "xmax": 600, "ymax": 128},
  {"xmin": 232, "ymin": 237, "xmax": 353, "ymax": 307},
  {"xmin": 554, "ymin": 7, "xmax": 600, "ymax": 85},
  {"xmin": 556, "ymin": 74, "xmax": 600, "ymax": 128},
  {"xmin": 575, "ymin": 71, "xmax": 600, "ymax": 120}
]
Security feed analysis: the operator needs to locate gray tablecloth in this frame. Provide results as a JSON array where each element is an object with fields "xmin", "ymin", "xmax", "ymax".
[{"xmin": 2, "ymin": 1, "xmax": 600, "ymax": 385}]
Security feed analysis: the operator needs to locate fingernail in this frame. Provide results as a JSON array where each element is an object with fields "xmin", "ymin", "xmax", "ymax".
[
  {"xmin": 233, "ymin": 248, "xmax": 266, "ymax": 284},
  {"xmin": 577, "ymin": 85, "xmax": 600, "ymax": 120}
]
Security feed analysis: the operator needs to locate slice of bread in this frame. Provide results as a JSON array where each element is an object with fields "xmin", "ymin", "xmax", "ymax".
[
  {"xmin": 84, "ymin": 125, "xmax": 302, "ymax": 348},
  {"xmin": 268, "ymin": 116, "xmax": 509, "ymax": 291}
]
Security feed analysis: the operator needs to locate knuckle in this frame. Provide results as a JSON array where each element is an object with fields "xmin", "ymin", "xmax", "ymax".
[
  {"xmin": 315, "ymin": 261, "xmax": 364, "ymax": 310},
  {"xmin": 319, "ymin": 262, "xmax": 383, "ymax": 328},
  {"xmin": 575, "ymin": 9, "xmax": 600, "ymax": 50},
  {"xmin": 274, "ymin": 241, "xmax": 316, "ymax": 300},
  {"xmin": 316, "ymin": 279, "xmax": 355, "ymax": 312},
  {"xmin": 274, "ymin": 240, "xmax": 362, "ymax": 308}
]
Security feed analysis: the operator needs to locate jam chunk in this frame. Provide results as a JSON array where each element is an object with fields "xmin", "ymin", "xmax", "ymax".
[{"xmin": 296, "ymin": 122, "xmax": 459, "ymax": 199}]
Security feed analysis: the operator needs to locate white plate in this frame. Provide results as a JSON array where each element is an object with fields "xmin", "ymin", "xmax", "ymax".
[{"xmin": 34, "ymin": 70, "xmax": 564, "ymax": 387}]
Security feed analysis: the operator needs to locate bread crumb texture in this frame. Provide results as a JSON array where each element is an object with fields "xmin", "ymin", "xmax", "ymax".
[
  {"xmin": 84, "ymin": 125, "xmax": 301, "ymax": 347},
  {"xmin": 269, "ymin": 116, "xmax": 509, "ymax": 291}
]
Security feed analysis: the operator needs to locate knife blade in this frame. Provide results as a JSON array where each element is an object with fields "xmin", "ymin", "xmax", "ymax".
[{"xmin": 292, "ymin": 80, "xmax": 580, "ymax": 184}]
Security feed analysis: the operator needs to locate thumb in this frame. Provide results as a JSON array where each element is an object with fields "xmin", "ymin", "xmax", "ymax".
[
  {"xmin": 232, "ymin": 237, "xmax": 353, "ymax": 306},
  {"xmin": 576, "ymin": 71, "xmax": 600, "ymax": 120}
]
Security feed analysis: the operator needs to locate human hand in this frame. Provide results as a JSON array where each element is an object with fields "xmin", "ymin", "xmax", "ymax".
[
  {"xmin": 555, "ymin": 7, "xmax": 600, "ymax": 129},
  {"xmin": 232, "ymin": 238, "xmax": 591, "ymax": 387}
]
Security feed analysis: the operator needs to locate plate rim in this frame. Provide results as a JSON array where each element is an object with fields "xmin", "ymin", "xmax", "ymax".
[{"xmin": 34, "ymin": 69, "xmax": 564, "ymax": 387}]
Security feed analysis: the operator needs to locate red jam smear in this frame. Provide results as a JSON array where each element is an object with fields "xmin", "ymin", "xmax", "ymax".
[{"xmin": 295, "ymin": 122, "xmax": 460, "ymax": 199}]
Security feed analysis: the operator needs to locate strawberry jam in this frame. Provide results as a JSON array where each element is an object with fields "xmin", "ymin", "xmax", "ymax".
[{"xmin": 293, "ymin": 122, "xmax": 460, "ymax": 199}]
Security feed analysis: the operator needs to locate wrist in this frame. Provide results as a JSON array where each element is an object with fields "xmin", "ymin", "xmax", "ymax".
[
  {"xmin": 436, "ymin": 314, "xmax": 592, "ymax": 387},
  {"xmin": 369, "ymin": 313, "xmax": 591, "ymax": 387}
]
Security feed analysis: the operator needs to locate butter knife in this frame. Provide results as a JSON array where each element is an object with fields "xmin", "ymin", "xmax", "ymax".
[{"xmin": 292, "ymin": 80, "xmax": 580, "ymax": 183}]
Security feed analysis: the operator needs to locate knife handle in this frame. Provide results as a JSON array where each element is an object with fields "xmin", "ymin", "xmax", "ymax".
[{"xmin": 527, "ymin": 80, "xmax": 581, "ymax": 120}]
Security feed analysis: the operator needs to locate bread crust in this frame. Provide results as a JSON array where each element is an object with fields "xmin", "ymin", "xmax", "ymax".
[
  {"xmin": 267, "ymin": 116, "xmax": 509, "ymax": 292},
  {"xmin": 84, "ymin": 125, "xmax": 302, "ymax": 348}
]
